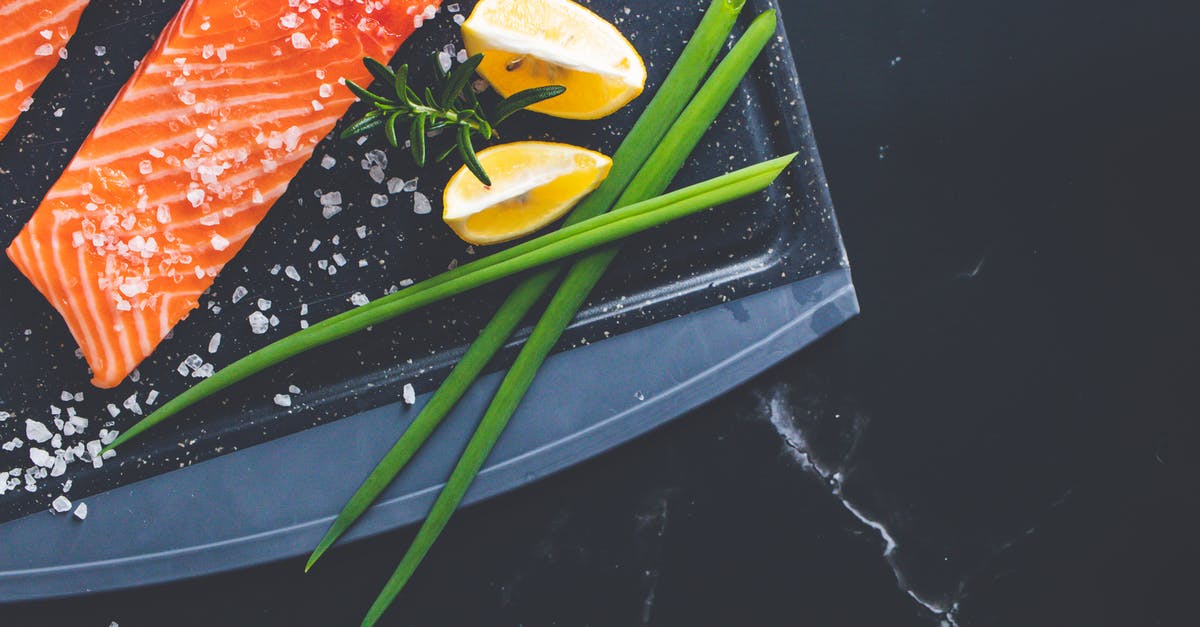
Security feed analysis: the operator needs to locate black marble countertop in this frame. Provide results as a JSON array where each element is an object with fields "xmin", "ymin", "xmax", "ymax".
[{"xmin": 7, "ymin": 0, "xmax": 1197, "ymax": 624}]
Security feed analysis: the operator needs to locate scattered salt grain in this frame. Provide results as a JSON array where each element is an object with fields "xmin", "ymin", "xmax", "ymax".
[
  {"xmin": 413, "ymin": 192, "xmax": 432, "ymax": 215},
  {"xmin": 232, "ymin": 286, "xmax": 248, "ymax": 303},
  {"xmin": 356, "ymin": 225, "xmax": 368, "ymax": 239},
  {"xmin": 387, "ymin": 177, "xmax": 405, "ymax": 194},
  {"xmin": 369, "ymin": 165, "xmax": 385, "ymax": 184},
  {"xmin": 29, "ymin": 448, "xmax": 52, "ymax": 468},
  {"xmin": 74, "ymin": 503, "xmax": 88, "ymax": 520},
  {"xmin": 208, "ymin": 333, "xmax": 222, "ymax": 354},
  {"xmin": 436, "ymin": 51, "xmax": 452, "ymax": 74},
  {"xmin": 285, "ymin": 265, "xmax": 301, "ymax": 281},
  {"xmin": 269, "ymin": 315, "xmax": 280, "ymax": 327},
  {"xmin": 26, "ymin": 420, "xmax": 52, "ymax": 443},
  {"xmin": 332, "ymin": 253, "xmax": 347, "ymax": 267},
  {"xmin": 291, "ymin": 32, "xmax": 311, "ymax": 50},
  {"xmin": 94, "ymin": 45, "xmax": 106, "ymax": 56},
  {"xmin": 257, "ymin": 298, "xmax": 272, "ymax": 311},
  {"xmin": 123, "ymin": 393, "xmax": 143, "ymax": 415},
  {"xmin": 210, "ymin": 234, "xmax": 230, "ymax": 251},
  {"xmin": 273, "ymin": 394, "xmax": 292, "ymax": 408},
  {"xmin": 248, "ymin": 311, "xmax": 270, "ymax": 334},
  {"xmin": 320, "ymin": 154, "xmax": 336, "ymax": 169},
  {"xmin": 403, "ymin": 384, "xmax": 416, "ymax": 405},
  {"xmin": 269, "ymin": 264, "xmax": 281, "ymax": 275},
  {"xmin": 288, "ymin": 385, "xmax": 302, "ymax": 395},
  {"xmin": 370, "ymin": 193, "xmax": 388, "ymax": 208},
  {"xmin": 52, "ymin": 495, "xmax": 72, "ymax": 513},
  {"xmin": 309, "ymin": 239, "xmax": 322, "ymax": 252},
  {"xmin": 146, "ymin": 390, "xmax": 159, "ymax": 405},
  {"xmin": 106, "ymin": 404, "xmax": 120, "ymax": 418},
  {"xmin": 350, "ymin": 292, "xmax": 370, "ymax": 307},
  {"xmin": 322, "ymin": 204, "xmax": 342, "ymax": 219}
]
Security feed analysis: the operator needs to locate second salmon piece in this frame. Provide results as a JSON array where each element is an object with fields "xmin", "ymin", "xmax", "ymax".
[
  {"xmin": 7, "ymin": 0, "xmax": 441, "ymax": 388},
  {"xmin": 0, "ymin": 0, "xmax": 90, "ymax": 142}
]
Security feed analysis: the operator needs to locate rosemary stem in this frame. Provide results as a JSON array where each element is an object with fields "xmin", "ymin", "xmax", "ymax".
[{"xmin": 306, "ymin": 0, "xmax": 748, "ymax": 572}]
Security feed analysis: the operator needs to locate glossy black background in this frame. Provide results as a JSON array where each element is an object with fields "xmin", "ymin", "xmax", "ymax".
[{"xmin": 6, "ymin": 0, "xmax": 1199, "ymax": 624}]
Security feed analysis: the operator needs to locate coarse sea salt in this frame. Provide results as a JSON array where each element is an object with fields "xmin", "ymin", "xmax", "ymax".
[
  {"xmin": 52, "ymin": 495, "xmax": 72, "ymax": 513},
  {"xmin": 413, "ymin": 192, "xmax": 432, "ymax": 215},
  {"xmin": 26, "ymin": 420, "xmax": 52, "ymax": 443},
  {"xmin": 273, "ymin": 394, "xmax": 292, "ymax": 408},
  {"xmin": 248, "ymin": 311, "xmax": 270, "ymax": 334},
  {"xmin": 403, "ymin": 384, "xmax": 416, "ymax": 405},
  {"xmin": 74, "ymin": 502, "xmax": 88, "ymax": 520}
]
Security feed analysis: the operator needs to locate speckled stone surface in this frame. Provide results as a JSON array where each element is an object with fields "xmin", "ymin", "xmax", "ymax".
[{"xmin": 4, "ymin": 0, "xmax": 1200, "ymax": 624}]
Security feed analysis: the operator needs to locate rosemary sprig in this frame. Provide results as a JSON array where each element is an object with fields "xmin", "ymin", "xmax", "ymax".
[{"xmin": 339, "ymin": 54, "xmax": 565, "ymax": 185}]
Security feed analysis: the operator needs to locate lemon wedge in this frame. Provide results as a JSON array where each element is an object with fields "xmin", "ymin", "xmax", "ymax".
[
  {"xmin": 462, "ymin": 0, "xmax": 647, "ymax": 120},
  {"xmin": 443, "ymin": 142, "xmax": 612, "ymax": 245}
]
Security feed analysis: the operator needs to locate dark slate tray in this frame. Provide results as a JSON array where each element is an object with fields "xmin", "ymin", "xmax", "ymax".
[{"xmin": 0, "ymin": 0, "xmax": 856, "ymax": 599}]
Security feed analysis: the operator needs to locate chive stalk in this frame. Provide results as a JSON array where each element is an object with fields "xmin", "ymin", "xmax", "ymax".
[
  {"xmin": 306, "ymin": 0, "xmax": 748, "ymax": 570},
  {"xmin": 361, "ymin": 157, "xmax": 790, "ymax": 627},
  {"xmin": 360, "ymin": 11, "xmax": 780, "ymax": 626},
  {"xmin": 102, "ymin": 155, "xmax": 785, "ymax": 455}
]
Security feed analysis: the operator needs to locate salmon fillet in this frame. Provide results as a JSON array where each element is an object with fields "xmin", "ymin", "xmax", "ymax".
[
  {"xmin": 7, "ymin": 0, "xmax": 441, "ymax": 388},
  {"xmin": 0, "ymin": 0, "xmax": 90, "ymax": 142}
]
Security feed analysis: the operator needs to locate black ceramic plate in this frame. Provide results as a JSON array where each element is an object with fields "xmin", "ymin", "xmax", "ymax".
[{"xmin": 0, "ymin": 0, "xmax": 855, "ymax": 599}]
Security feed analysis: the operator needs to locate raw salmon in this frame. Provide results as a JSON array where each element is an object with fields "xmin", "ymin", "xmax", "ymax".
[
  {"xmin": 0, "ymin": 0, "xmax": 90, "ymax": 142},
  {"xmin": 7, "ymin": 0, "xmax": 441, "ymax": 388}
]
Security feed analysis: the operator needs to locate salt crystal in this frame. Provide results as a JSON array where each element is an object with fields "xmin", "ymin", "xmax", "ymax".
[
  {"xmin": 208, "ymin": 332, "xmax": 222, "ymax": 353},
  {"xmin": 248, "ymin": 311, "xmax": 270, "ymax": 334},
  {"xmin": 370, "ymin": 193, "xmax": 388, "ymax": 208},
  {"xmin": 332, "ymin": 253, "xmax": 347, "ymax": 267},
  {"xmin": 320, "ymin": 154, "xmax": 336, "ymax": 169},
  {"xmin": 368, "ymin": 165, "xmax": 385, "ymax": 184},
  {"xmin": 320, "ymin": 191, "xmax": 342, "ymax": 206},
  {"xmin": 288, "ymin": 385, "xmax": 302, "ymax": 394},
  {"xmin": 257, "ymin": 298, "xmax": 272, "ymax": 311},
  {"xmin": 269, "ymin": 264, "xmax": 281, "ymax": 275},
  {"xmin": 52, "ymin": 495, "xmax": 72, "ymax": 513},
  {"xmin": 404, "ymin": 178, "xmax": 419, "ymax": 192},
  {"xmin": 29, "ymin": 448, "xmax": 52, "ymax": 467},
  {"xmin": 106, "ymin": 404, "xmax": 120, "ymax": 418},
  {"xmin": 211, "ymin": 234, "xmax": 230, "ymax": 251},
  {"xmin": 146, "ymin": 389, "xmax": 159, "ymax": 405},
  {"xmin": 285, "ymin": 265, "xmax": 301, "ymax": 281},
  {"xmin": 291, "ymin": 32, "xmax": 311, "ymax": 49},
  {"xmin": 269, "ymin": 315, "xmax": 280, "ymax": 327},
  {"xmin": 413, "ymin": 192, "xmax": 432, "ymax": 215},
  {"xmin": 436, "ymin": 51, "xmax": 452, "ymax": 74},
  {"xmin": 319, "ymin": 83, "xmax": 333, "ymax": 98},
  {"xmin": 387, "ymin": 177, "xmax": 405, "ymax": 194},
  {"xmin": 322, "ymin": 204, "xmax": 342, "ymax": 219},
  {"xmin": 356, "ymin": 225, "xmax": 368, "ymax": 239},
  {"xmin": 232, "ymin": 286, "xmax": 248, "ymax": 303},
  {"xmin": 187, "ymin": 189, "xmax": 206, "ymax": 207},
  {"xmin": 309, "ymin": 239, "xmax": 321, "ymax": 252},
  {"xmin": 123, "ymin": 393, "xmax": 143, "ymax": 415},
  {"xmin": 350, "ymin": 292, "xmax": 370, "ymax": 306},
  {"xmin": 403, "ymin": 383, "xmax": 416, "ymax": 405},
  {"xmin": 61, "ymin": 391, "xmax": 73, "ymax": 402},
  {"xmin": 35, "ymin": 43, "xmax": 54, "ymax": 57},
  {"xmin": 26, "ymin": 420, "xmax": 52, "ymax": 443},
  {"xmin": 273, "ymin": 394, "xmax": 292, "ymax": 408},
  {"xmin": 74, "ymin": 503, "xmax": 88, "ymax": 520}
]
